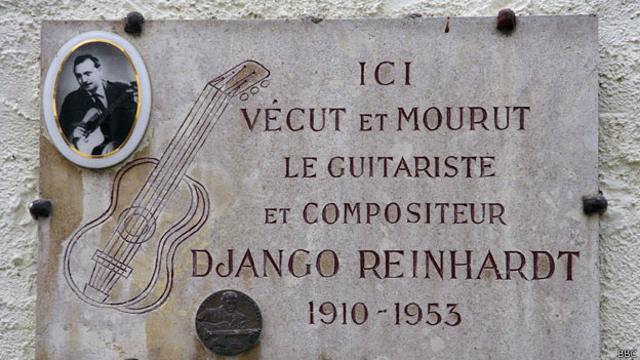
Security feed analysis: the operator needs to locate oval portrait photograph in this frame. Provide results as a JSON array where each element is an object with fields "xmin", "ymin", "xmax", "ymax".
[{"xmin": 43, "ymin": 31, "xmax": 151, "ymax": 168}]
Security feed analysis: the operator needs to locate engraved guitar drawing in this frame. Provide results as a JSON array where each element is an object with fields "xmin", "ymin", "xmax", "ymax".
[{"xmin": 63, "ymin": 60, "xmax": 270, "ymax": 314}]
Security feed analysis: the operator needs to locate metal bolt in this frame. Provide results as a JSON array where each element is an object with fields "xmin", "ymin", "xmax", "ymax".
[
  {"xmin": 583, "ymin": 193, "xmax": 607, "ymax": 215},
  {"xmin": 29, "ymin": 199, "xmax": 52, "ymax": 219},
  {"xmin": 124, "ymin": 11, "xmax": 145, "ymax": 35},
  {"xmin": 497, "ymin": 8, "xmax": 516, "ymax": 34}
]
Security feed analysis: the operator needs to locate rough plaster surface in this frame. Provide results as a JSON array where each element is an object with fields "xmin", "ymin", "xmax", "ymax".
[{"xmin": 0, "ymin": 1, "xmax": 637, "ymax": 359}]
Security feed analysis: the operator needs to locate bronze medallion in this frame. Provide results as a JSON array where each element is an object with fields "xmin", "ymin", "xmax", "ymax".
[{"xmin": 195, "ymin": 290, "xmax": 262, "ymax": 356}]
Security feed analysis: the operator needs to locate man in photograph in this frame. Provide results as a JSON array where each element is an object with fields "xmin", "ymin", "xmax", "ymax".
[{"xmin": 59, "ymin": 54, "xmax": 137, "ymax": 155}]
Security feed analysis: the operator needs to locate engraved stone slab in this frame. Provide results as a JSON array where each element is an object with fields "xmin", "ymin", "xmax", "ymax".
[{"xmin": 37, "ymin": 17, "xmax": 599, "ymax": 359}]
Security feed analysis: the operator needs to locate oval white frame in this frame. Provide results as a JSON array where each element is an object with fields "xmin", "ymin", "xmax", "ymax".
[{"xmin": 42, "ymin": 31, "xmax": 151, "ymax": 168}]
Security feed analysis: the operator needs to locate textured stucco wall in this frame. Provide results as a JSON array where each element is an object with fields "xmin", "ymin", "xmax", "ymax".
[{"xmin": 0, "ymin": 1, "xmax": 637, "ymax": 359}]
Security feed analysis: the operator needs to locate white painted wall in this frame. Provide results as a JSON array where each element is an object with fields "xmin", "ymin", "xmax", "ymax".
[{"xmin": 0, "ymin": 1, "xmax": 637, "ymax": 358}]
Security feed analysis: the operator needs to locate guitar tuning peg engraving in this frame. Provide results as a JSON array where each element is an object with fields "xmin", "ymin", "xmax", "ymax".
[
  {"xmin": 250, "ymin": 86, "xmax": 259, "ymax": 95},
  {"xmin": 260, "ymin": 80, "xmax": 270, "ymax": 88},
  {"xmin": 239, "ymin": 93, "xmax": 249, "ymax": 101}
]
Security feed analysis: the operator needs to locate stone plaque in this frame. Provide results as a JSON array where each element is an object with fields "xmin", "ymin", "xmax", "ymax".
[{"xmin": 37, "ymin": 17, "xmax": 599, "ymax": 359}]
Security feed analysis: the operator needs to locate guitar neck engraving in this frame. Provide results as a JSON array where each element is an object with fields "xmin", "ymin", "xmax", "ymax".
[{"xmin": 141, "ymin": 85, "xmax": 230, "ymax": 214}]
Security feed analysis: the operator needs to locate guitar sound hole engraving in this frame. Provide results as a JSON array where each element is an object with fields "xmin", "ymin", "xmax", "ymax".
[{"xmin": 117, "ymin": 206, "xmax": 157, "ymax": 244}]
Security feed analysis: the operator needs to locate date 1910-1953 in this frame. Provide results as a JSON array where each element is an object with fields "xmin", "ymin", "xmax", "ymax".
[{"xmin": 308, "ymin": 301, "xmax": 461, "ymax": 327}]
